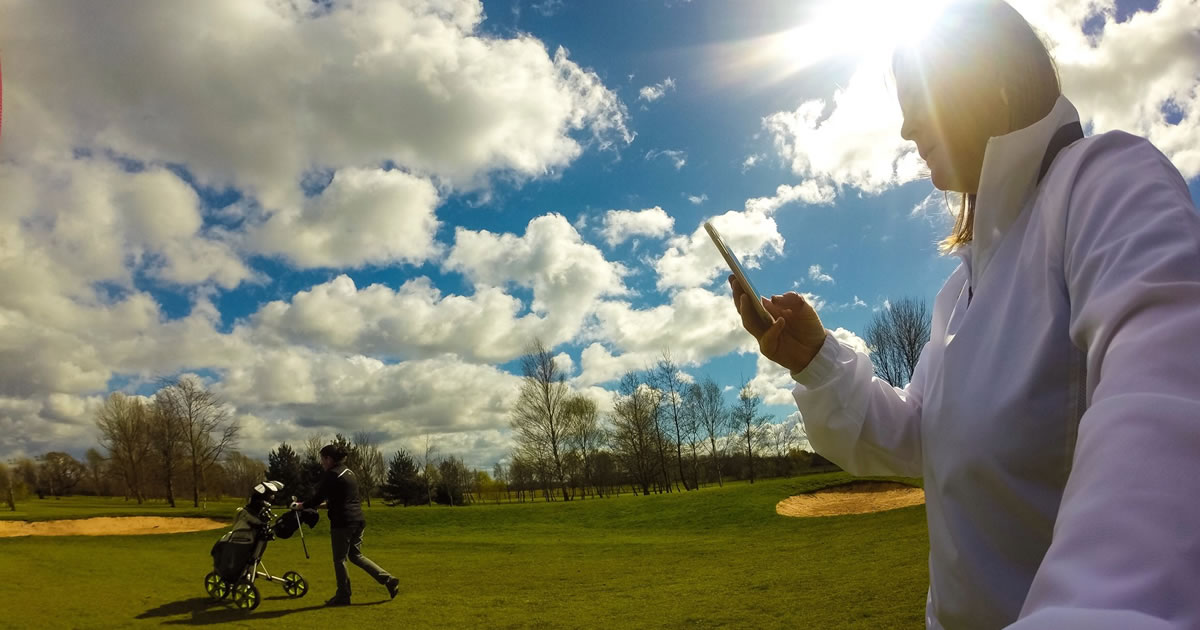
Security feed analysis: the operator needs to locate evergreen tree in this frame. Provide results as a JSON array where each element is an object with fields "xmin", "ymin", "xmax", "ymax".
[
  {"xmin": 381, "ymin": 449, "xmax": 425, "ymax": 506},
  {"xmin": 267, "ymin": 443, "xmax": 307, "ymax": 502}
]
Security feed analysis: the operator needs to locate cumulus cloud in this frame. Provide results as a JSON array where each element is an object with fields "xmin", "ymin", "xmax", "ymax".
[
  {"xmin": 600, "ymin": 206, "xmax": 676, "ymax": 246},
  {"xmin": 639, "ymin": 77, "xmax": 677, "ymax": 103},
  {"xmin": 445, "ymin": 213, "xmax": 630, "ymax": 346},
  {"xmin": 687, "ymin": 193, "xmax": 709, "ymax": 205},
  {"xmin": 0, "ymin": 0, "xmax": 632, "ymax": 211},
  {"xmin": 654, "ymin": 182, "xmax": 834, "ymax": 291},
  {"xmin": 1012, "ymin": 0, "xmax": 1200, "ymax": 178},
  {"xmin": 245, "ymin": 167, "xmax": 442, "ymax": 269},
  {"xmin": 762, "ymin": 0, "xmax": 1200, "ymax": 197},
  {"xmin": 575, "ymin": 287, "xmax": 753, "ymax": 386},
  {"xmin": 808, "ymin": 265, "xmax": 835, "ymax": 284}
]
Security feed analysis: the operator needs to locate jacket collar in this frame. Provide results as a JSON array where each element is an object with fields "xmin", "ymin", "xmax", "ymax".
[{"xmin": 970, "ymin": 95, "xmax": 1081, "ymax": 286}]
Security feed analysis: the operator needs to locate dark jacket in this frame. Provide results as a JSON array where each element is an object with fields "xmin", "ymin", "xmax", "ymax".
[{"xmin": 305, "ymin": 465, "xmax": 365, "ymax": 527}]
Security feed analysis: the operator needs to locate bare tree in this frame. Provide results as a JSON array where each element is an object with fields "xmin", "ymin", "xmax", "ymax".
[
  {"xmin": 509, "ymin": 340, "xmax": 573, "ymax": 502},
  {"xmin": 689, "ymin": 378, "xmax": 729, "ymax": 487},
  {"xmin": 0, "ymin": 462, "xmax": 16, "ymax": 510},
  {"xmin": 352, "ymin": 432, "xmax": 385, "ymax": 507},
  {"xmin": 83, "ymin": 448, "xmax": 109, "ymax": 496},
  {"xmin": 732, "ymin": 383, "xmax": 771, "ymax": 484},
  {"xmin": 564, "ymin": 395, "xmax": 606, "ymax": 498},
  {"xmin": 95, "ymin": 392, "xmax": 153, "ymax": 503},
  {"xmin": 653, "ymin": 351, "xmax": 692, "ymax": 491},
  {"xmin": 610, "ymin": 371, "xmax": 661, "ymax": 496},
  {"xmin": 865, "ymin": 297, "xmax": 931, "ymax": 387},
  {"xmin": 14, "ymin": 457, "xmax": 40, "ymax": 499},
  {"xmin": 38, "ymin": 452, "xmax": 85, "ymax": 497},
  {"xmin": 223, "ymin": 451, "xmax": 267, "ymax": 496},
  {"xmin": 420, "ymin": 434, "xmax": 439, "ymax": 506},
  {"xmin": 155, "ymin": 377, "xmax": 240, "ymax": 508}
]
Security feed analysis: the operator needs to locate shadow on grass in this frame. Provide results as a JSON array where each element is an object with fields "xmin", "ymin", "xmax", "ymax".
[{"xmin": 137, "ymin": 596, "xmax": 389, "ymax": 625}]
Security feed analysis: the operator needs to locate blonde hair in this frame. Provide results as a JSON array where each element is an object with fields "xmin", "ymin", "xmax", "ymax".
[{"xmin": 894, "ymin": 0, "xmax": 1061, "ymax": 252}]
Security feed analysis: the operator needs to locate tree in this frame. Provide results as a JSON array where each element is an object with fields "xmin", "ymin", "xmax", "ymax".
[
  {"xmin": 653, "ymin": 351, "xmax": 692, "ymax": 491},
  {"xmin": 382, "ymin": 449, "xmax": 424, "ymax": 506},
  {"xmin": 267, "ymin": 443, "xmax": 307, "ymax": 501},
  {"xmin": 732, "ymin": 383, "xmax": 771, "ymax": 484},
  {"xmin": 564, "ymin": 395, "xmax": 606, "ymax": 498},
  {"xmin": 352, "ymin": 432, "xmax": 385, "ymax": 507},
  {"xmin": 509, "ymin": 340, "xmax": 573, "ymax": 501},
  {"xmin": 436, "ymin": 456, "xmax": 470, "ymax": 506},
  {"xmin": 14, "ymin": 457, "xmax": 40, "ymax": 499},
  {"xmin": 95, "ymin": 392, "xmax": 153, "ymax": 503},
  {"xmin": 865, "ymin": 296, "xmax": 931, "ymax": 387},
  {"xmin": 689, "ymin": 378, "xmax": 729, "ymax": 487},
  {"xmin": 38, "ymin": 452, "xmax": 85, "ymax": 497},
  {"xmin": 223, "ymin": 452, "xmax": 266, "ymax": 497},
  {"xmin": 83, "ymin": 448, "xmax": 109, "ymax": 496},
  {"xmin": 148, "ymin": 395, "xmax": 186, "ymax": 507},
  {"xmin": 420, "ymin": 434, "xmax": 439, "ymax": 506},
  {"xmin": 0, "ymin": 462, "xmax": 16, "ymax": 511},
  {"xmin": 155, "ymin": 377, "xmax": 240, "ymax": 508},
  {"xmin": 610, "ymin": 371, "xmax": 661, "ymax": 495}
]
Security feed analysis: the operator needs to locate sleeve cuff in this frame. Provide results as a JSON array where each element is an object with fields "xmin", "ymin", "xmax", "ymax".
[{"xmin": 791, "ymin": 331, "xmax": 840, "ymax": 387}]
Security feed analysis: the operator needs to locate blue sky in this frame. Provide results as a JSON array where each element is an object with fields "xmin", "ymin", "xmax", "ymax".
[{"xmin": 1, "ymin": 0, "xmax": 1197, "ymax": 468}]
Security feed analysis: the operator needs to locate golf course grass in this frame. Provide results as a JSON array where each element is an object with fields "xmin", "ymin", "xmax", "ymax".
[{"xmin": 0, "ymin": 473, "xmax": 929, "ymax": 628}]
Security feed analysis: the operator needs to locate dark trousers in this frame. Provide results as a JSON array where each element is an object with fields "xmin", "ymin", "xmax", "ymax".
[{"xmin": 330, "ymin": 522, "xmax": 391, "ymax": 597}]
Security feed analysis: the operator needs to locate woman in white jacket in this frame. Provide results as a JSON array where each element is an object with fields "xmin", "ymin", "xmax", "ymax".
[{"xmin": 730, "ymin": 2, "xmax": 1200, "ymax": 629}]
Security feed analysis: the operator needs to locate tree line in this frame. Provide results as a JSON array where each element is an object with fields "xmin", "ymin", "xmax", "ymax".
[
  {"xmin": 502, "ymin": 341, "xmax": 827, "ymax": 503},
  {"xmin": 4, "ymin": 289, "xmax": 934, "ymax": 513}
]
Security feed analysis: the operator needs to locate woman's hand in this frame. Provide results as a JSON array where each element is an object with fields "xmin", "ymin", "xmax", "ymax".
[{"xmin": 729, "ymin": 275, "xmax": 826, "ymax": 374}]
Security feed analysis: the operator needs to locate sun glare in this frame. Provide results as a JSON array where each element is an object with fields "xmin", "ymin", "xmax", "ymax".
[{"xmin": 775, "ymin": 0, "xmax": 949, "ymax": 70}]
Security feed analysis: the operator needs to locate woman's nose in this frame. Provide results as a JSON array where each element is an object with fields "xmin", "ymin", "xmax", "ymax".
[{"xmin": 900, "ymin": 117, "xmax": 915, "ymax": 142}]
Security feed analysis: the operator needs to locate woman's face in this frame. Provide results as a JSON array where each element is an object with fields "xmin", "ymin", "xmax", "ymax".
[{"xmin": 895, "ymin": 65, "xmax": 996, "ymax": 194}]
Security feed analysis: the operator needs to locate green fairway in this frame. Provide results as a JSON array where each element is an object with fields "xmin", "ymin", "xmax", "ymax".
[{"xmin": 0, "ymin": 473, "xmax": 929, "ymax": 629}]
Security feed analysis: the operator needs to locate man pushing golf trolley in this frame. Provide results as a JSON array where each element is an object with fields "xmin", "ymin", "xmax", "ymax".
[{"xmin": 205, "ymin": 480, "xmax": 320, "ymax": 611}]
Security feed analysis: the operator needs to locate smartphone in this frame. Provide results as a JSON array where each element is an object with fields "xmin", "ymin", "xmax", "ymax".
[{"xmin": 704, "ymin": 221, "xmax": 775, "ymax": 325}]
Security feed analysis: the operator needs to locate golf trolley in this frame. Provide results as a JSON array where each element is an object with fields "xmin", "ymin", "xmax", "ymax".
[{"xmin": 205, "ymin": 482, "xmax": 315, "ymax": 611}]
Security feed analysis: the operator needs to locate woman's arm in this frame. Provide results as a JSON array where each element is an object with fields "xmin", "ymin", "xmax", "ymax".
[
  {"xmin": 1013, "ymin": 133, "xmax": 1200, "ymax": 628},
  {"xmin": 792, "ymin": 332, "xmax": 929, "ymax": 477}
]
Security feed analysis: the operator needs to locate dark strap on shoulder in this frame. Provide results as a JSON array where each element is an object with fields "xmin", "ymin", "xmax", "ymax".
[{"xmin": 1038, "ymin": 121, "xmax": 1084, "ymax": 184}]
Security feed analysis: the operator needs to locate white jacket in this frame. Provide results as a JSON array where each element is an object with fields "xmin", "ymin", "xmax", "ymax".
[{"xmin": 793, "ymin": 96, "xmax": 1200, "ymax": 629}]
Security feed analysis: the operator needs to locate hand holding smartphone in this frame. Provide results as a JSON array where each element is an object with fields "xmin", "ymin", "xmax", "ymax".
[{"xmin": 704, "ymin": 221, "xmax": 775, "ymax": 326}]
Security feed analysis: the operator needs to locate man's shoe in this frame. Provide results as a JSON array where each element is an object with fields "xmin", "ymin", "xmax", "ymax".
[
  {"xmin": 386, "ymin": 577, "xmax": 400, "ymax": 600},
  {"xmin": 324, "ymin": 595, "xmax": 351, "ymax": 607}
]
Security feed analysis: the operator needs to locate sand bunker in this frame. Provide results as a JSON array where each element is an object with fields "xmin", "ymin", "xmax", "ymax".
[
  {"xmin": 776, "ymin": 481, "xmax": 925, "ymax": 517},
  {"xmin": 0, "ymin": 516, "xmax": 228, "ymax": 537}
]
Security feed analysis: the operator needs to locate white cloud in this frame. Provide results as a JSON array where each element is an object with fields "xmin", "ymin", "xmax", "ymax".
[
  {"xmin": 576, "ymin": 287, "xmax": 754, "ymax": 386},
  {"xmin": 742, "ymin": 154, "xmax": 764, "ymax": 171},
  {"xmin": 1011, "ymin": 0, "xmax": 1200, "ymax": 178},
  {"xmin": 639, "ymin": 77, "xmax": 677, "ymax": 103},
  {"xmin": 445, "ymin": 213, "xmax": 630, "ymax": 346},
  {"xmin": 765, "ymin": 60, "xmax": 923, "ymax": 195},
  {"xmin": 601, "ymin": 206, "xmax": 676, "ymax": 246},
  {"xmin": 808, "ymin": 264, "xmax": 835, "ymax": 284},
  {"xmin": 687, "ymin": 193, "xmax": 709, "ymax": 205},
  {"xmin": 246, "ymin": 167, "xmax": 442, "ymax": 269},
  {"xmin": 654, "ymin": 183, "xmax": 833, "ymax": 291},
  {"xmin": 762, "ymin": 0, "xmax": 1200, "ymax": 198},
  {"xmin": 646, "ymin": 149, "xmax": 688, "ymax": 170},
  {"xmin": 0, "ymin": 0, "xmax": 632, "ymax": 212}
]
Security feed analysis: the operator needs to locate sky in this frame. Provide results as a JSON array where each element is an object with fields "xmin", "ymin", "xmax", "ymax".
[{"xmin": 1, "ymin": 0, "xmax": 1197, "ymax": 469}]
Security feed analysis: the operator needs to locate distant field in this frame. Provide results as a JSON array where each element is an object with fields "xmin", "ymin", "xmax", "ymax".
[{"xmin": 0, "ymin": 473, "xmax": 929, "ymax": 629}]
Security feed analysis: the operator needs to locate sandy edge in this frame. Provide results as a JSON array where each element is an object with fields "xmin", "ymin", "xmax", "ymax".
[
  {"xmin": 776, "ymin": 481, "xmax": 925, "ymax": 518},
  {"xmin": 0, "ymin": 516, "xmax": 228, "ymax": 537}
]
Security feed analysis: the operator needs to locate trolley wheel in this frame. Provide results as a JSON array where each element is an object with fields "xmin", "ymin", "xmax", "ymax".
[
  {"xmin": 232, "ymin": 579, "xmax": 261, "ymax": 611},
  {"xmin": 282, "ymin": 571, "xmax": 308, "ymax": 598},
  {"xmin": 204, "ymin": 571, "xmax": 229, "ymax": 600}
]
